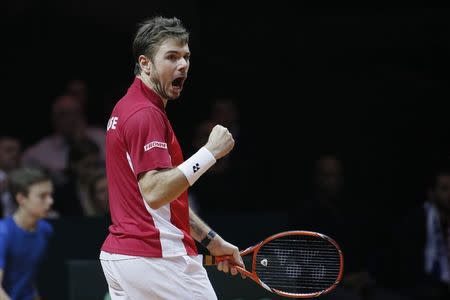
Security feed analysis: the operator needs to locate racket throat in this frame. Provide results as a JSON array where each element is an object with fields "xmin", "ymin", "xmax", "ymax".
[{"xmin": 258, "ymin": 280, "xmax": 272, "ymax": 292}]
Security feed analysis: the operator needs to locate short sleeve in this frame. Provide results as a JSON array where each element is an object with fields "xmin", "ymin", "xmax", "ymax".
[
  {"xmin": 123, "ymin": 108, "xmax": 172, "ymax": 177},
  {"xmin": 0, "ymin": 221, "xmax": 9, "ymax": 269}
]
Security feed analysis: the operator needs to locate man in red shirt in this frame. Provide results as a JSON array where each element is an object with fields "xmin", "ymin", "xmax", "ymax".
[{"xmin": 99, "ymin": 16, "xmax": 244, "ymax": 299}]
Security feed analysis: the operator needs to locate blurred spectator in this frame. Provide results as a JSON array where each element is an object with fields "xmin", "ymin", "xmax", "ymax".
[
  {"xmin": 289, "ymin": 153, "xmax": 403, "ymax": 300},
  {"xmin": 0, "ymin": 167, "xmax": 54, "ymax": 300},
  {"xmin": 0, "ymin": 136, "xmax": 22, "ymax": 217},
  {"xmin": 88, "ymin": 170, "xmax": 109, "ymax": 217},
  {"xmin": 0, "ymin": 136, "xmax": 21, "ymax": 173},
  {"xmin": 210, "ymin": 97, "xmax": 240, "ymax": 138},
  {"xmin": 22, "ymin": 94, "xmax": 106, "ymax": 185},
  {"xmin": 187, "ymin": 96, "xmax": 258, "ymax": 213},
  {"xmin": 290, "ymin": 153, "xmax": 352, "ymax": 230},
  {"xmin": 53, "ymin": 137, "xmax": 104, "ymax": 217},
  {"xmin": 289, "ymin": 154, "xmax": 363, "ymax": 265},
  {"xmin": 65, "ymin": 78, "xmax": 88, "ymax": 107},
  {"xmin": 379, "ymin": 164, "xmax": 450, "ymax": 300},
  {"xmin": 64, "ymin": 78, "xmax": 107, "ymax": 127}
]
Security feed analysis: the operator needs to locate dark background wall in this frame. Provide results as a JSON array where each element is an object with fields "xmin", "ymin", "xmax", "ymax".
[
  {"xmin": 4, "ymin": 3, "xmax": 450, "ymax": 298},
  {"xmin": 5, "ymin": 4, "xmax": 450, "ymax": 206}
]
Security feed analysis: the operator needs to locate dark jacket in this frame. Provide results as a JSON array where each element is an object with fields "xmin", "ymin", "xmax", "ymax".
[{"xmin": 379, "ymin": 205, "xmax": 449, "ymax": 300}]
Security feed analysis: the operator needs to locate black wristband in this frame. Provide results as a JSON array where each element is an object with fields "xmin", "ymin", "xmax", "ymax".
[{"xmin": 200, "ymin": 230, "xmax": 217, "ymax": 248}]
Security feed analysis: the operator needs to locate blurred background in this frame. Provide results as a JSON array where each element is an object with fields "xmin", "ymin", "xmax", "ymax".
[{"xmin": 3, "ymin": 2, "xmax": 450, "ymax": 300}]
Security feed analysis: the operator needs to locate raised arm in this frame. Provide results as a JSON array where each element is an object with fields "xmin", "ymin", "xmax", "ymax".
[
  {"xmin": 139, "ymin": 125, "xmax": 234, "ymax": 209},
  {"xmin": 138, "ymin": 168, "xmax": 189, "ymax": 209}
]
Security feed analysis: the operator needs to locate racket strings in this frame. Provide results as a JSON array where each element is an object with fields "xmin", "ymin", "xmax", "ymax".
[{"xmin": 255, "ymin": 234, "xmax": 341, "ymax": 295}]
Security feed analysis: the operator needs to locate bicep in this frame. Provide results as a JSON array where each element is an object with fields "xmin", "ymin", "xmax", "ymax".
[
  {"xmin": 138, "ymin": 168, "xmax": 184, "ymax": 191},
  {"xmin": 138, "ymin": 167, "xmax": 189, "ymax": 209},
  {"xmin": 137, "ymin": 169, "xmax": 160, "ymax": 190}
]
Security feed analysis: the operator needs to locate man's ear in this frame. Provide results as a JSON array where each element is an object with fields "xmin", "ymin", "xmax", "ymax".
[{"xmin": 138, "ymin": 55, "xmax": 151, "ymax": 75}]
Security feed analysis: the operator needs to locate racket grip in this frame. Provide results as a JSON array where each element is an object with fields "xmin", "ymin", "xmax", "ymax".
[{"xmin": 204, "ymin": 255, "xmax": 232, "ymax": 266}]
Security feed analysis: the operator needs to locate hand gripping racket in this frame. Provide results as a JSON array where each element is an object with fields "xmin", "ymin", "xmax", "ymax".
[{"xmin": 204, "ymin": 230, "xmax": 344, "ymax": 298}]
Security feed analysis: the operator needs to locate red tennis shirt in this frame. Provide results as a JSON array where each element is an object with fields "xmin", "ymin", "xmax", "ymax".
[{"xmin": 101, "ymin": 77, "xmax": 197, "ymax": 257}]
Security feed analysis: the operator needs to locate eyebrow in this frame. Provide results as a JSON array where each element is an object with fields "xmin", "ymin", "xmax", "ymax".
[{"xmin": 165, "ymin": 50, "xmax": 190, "ymax": 55}]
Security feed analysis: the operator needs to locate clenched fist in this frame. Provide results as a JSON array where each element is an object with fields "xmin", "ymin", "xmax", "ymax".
[{"xmin": 204, "ymin": 125, "xmax": 235, "ymax": 160}]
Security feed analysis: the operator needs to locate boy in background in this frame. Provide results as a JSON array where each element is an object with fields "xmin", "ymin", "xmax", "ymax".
[{"xmin": 0, "ymin": 168, "xmax": 54, "ymax": 300}]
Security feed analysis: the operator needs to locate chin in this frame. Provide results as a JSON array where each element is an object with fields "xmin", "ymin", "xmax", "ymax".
[
  {"xmin": 168, "ymin": 89, "xmax": 182, "ymax": 99},
  {"xmin": 40, "ymin": 211, "xmax": 50, "ymax": 218}
]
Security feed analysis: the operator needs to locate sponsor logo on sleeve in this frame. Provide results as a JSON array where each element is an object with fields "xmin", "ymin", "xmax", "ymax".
[{"xmin": 144, "ymin": 141, "xmax": 168, "ymax": 151}]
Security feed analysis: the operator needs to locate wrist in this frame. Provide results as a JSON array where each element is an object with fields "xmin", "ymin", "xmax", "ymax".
[
  {"xmin": 206, "ymin": 234, "xmax": 225, "ymax": 252},
  {"xmin": 177, "ymin": 147, "xmax": 216, "ymax": 186},
  {"xmin": 203, "ymin": 145, "xmax": 218, "ymax": 160},
  {"xmin": 200, "ymin": 230, "xmax": 218, "ymax": 248}
]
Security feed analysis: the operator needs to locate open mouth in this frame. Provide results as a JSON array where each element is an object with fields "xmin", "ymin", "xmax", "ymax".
[{"xmin": 172, "ymin": 77, "xmax": 185, "ymax": 90}]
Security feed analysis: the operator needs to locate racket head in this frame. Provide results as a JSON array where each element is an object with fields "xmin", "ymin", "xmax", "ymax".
[{"xmin": 250, "ymin": 230, "xmax": 344, "ymax": 298}]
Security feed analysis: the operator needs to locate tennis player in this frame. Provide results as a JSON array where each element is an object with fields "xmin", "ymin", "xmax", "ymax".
[{"xmin": 99, "ymin": 16, "xmax": 244, "ymax": 299}]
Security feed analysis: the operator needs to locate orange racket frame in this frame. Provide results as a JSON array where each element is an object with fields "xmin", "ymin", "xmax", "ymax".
[{"xmin": 204, "ymin": 230, "xmax": 344, "ymax": 298}]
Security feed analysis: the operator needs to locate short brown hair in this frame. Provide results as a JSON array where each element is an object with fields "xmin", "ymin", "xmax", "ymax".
[
  {"xmin": 9, "ymin": 167, "xmax": 51, "ymax": 201},
  {"xmin": 132, "ymin": 16, "xmax": 189, "ymax": 75}
]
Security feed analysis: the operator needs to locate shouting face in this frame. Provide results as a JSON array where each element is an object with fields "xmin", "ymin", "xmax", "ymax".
[{"xmin": 145, "ymin": 38, "xmax": 190, "ymax": 101}]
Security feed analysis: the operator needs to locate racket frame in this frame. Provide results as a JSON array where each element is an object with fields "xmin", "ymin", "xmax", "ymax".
[{"xmin": 205, "ymin": 230, "xmax": 344, "ymax": 298}]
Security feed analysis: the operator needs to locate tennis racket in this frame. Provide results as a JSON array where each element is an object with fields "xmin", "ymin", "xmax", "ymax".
[{"xmin": 204, "ymin": 230, "xmax": 344, "ymax": 298}]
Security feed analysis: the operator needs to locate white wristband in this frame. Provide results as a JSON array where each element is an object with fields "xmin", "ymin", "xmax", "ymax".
[{"xmin": 177, "ymin": 147, "xmax": 216, "ymax": 186}]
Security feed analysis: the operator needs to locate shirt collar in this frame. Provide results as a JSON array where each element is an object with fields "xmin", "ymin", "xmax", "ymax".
[{"xmin": 134, "ymin": 77, "xmax": 165, "ymax": 111}]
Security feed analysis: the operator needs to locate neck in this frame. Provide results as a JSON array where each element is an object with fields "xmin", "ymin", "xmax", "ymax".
[
  {"xmin": 13, "ymin": 209, "xmax": 38, "ymax": 231},
  {"xmin": 137, "ymin": 74, "xmax": 168, "ymax": 107}
]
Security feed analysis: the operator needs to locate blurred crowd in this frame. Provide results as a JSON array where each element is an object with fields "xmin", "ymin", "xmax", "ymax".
[
  {"xmin": 1, "ymin": 78, "xmax": 450, "ymax": 300},
  {"xmin": 1, "ymin": 79, "xmax": 109, "ymax": 220}
]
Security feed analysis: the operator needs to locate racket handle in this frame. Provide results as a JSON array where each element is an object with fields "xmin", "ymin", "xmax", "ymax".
[{"xmin": 204, "ymin": 255, "xmax": 232, "ymax": 266}]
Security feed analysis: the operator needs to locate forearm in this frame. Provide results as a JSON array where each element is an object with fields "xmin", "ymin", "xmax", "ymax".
[
  {"xmin": 189, "ymin": 208, "xmax": 213, "ymax": 242},
  {"xmin": 189, "ymin": 209, "xmax": 230, "ymax": 254},
  {"xmin": 139, "ymin": 145, "xmax": 219, "ymax": 209},
  {"xmin": 139, "ymin": 168, "xmax": 189, "ymax": 209},
  {"xmin": 189, "ymin": 209, "xmax": 244, "ymax": 276}
]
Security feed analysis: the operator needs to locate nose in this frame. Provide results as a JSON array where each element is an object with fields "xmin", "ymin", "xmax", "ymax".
[{"xmin": 178, "ymin": 57, "xmax": 189, "ymax": 70}]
